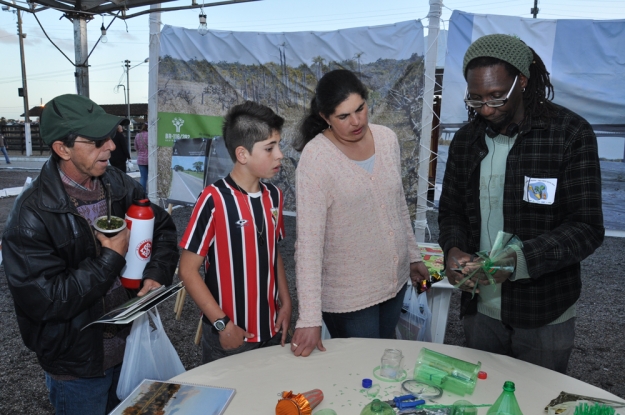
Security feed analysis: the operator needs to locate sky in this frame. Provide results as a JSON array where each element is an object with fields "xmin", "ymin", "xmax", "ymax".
[{"xmin": 1, "ymin": 0, "xmax": 624, "ymax": 120}]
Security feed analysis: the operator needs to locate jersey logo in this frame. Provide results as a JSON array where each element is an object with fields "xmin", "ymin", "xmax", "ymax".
[{"xmin": 236, "ymin": 219, "xmax": 248, "ymax": 227}]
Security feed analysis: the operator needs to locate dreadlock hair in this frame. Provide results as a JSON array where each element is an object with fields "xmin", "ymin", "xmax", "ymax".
[
  {"xmin": 524, "ymin": 46, "xmax": 555, "ymax": 117},
  {"xmin": 465, "ymin": 47, "xmax": 556, "ymax": 124}
]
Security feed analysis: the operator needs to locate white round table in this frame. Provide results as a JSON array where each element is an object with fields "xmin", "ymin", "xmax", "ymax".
[{"xmin": 172, "ymin": 338, "xmax": 624, "ymax": 414}]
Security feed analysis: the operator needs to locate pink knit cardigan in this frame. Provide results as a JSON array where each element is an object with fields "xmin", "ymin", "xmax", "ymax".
[{"xmin": 295, "ymin": 124, "xmax": 422, "ymax": 328}]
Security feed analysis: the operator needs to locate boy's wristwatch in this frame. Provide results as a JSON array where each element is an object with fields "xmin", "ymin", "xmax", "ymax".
[{"xmin": 213, "ymin": 315, "xmax": 230, "ymax": 332}]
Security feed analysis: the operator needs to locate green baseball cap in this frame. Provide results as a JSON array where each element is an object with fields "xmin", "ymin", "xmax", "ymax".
[{"xmin": 40, "ymin": 94, "xmax": 129, "ymax": 145}]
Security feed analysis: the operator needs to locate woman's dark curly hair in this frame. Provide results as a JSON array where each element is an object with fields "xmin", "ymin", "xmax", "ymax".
[{"xmin": 293, "ymin": 69, "xmax": 368, "ymax": 152}]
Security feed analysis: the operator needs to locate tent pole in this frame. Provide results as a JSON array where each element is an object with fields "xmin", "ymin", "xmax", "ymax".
[
  {"xmin": 415, "ymin": 0, "xmax": 442, "ymax": 242},
  {"xmin": 147, "ymin": 3, "xmax": 161, "ymax": 204}
]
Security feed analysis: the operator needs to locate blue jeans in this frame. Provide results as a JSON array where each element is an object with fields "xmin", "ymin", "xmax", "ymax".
[
  {"xmin": 323, "ymin": 284, "xmax": 407, "ymax": 339},
  {"xmin": 0, "ymin": 146, "xmax": 9, "ymax": 163},
  {"xmin": 138, "ymin": 164, "xmax": 148, "ymax": 191},
  {"xmin": 45, "ymin": 364, "xmax": 122, "ymax": 415},
  {"xmin": 463, "ymin": 312, "xmax": 575, "ymax": 374}
]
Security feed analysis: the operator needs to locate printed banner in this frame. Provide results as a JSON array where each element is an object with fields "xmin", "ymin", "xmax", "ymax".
[
  {"xmin": 158, "ymin": 21, "xmax": 425, "ymax": 211},
  {"xmin": 157, "ymin": 112, "xmax": 223, "ymax": 147},
  {"xmin": 156, "ymin": 113, "xmax": 224, "ymax": 205}
]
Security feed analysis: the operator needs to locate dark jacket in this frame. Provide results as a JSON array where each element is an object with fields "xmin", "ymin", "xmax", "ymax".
[
  {"xmin": 438, "ymin": 104, "xmax": 604, "ymax": 328},
  {"xmin": 2, "ymin": 158, "xmax": 179, "ymax": 377},
  {"xmin": 110, "ymin": 131, "xmax": 131, "ymax": 171}
]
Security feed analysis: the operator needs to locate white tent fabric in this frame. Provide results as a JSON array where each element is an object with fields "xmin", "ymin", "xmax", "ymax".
[
  {"xmin": 441, "ymin": 11, "xmax": 625, "ymax": 126},
  {"xmin": 160, "ymin": 21, "xmax": 423, "ymax": 66}
]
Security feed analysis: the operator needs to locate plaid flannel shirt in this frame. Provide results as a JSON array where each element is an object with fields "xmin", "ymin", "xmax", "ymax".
[{"xmin": 438, "ymin": 104, "xmax": 604, "ymax": 329}]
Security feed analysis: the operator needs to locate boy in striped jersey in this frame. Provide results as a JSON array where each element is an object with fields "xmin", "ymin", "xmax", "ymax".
[{"xmin": 179, "ymin": 101, "xmax": 291, "ymax": 363}]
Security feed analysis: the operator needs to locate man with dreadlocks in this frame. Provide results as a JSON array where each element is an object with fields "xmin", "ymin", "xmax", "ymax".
[{"xmin": 438, "ymin": 34, "xmax": 604, "ymax": 373}]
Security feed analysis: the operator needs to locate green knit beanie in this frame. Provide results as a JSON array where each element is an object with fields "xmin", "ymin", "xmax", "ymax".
[{"xmin": 463, "ymin": 34, "xmax": 533, "ymax": 79}]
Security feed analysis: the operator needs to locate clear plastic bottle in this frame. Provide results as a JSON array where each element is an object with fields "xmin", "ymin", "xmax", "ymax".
[
  {"xmin": 486, "ymin": 381, "xmax": 524, "ymax": 415},
  {"xmin": 360, "ymin": 399, "xmax": 395, "ymax": 415}
]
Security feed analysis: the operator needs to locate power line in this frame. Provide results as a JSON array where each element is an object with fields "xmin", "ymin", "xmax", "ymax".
[{"xmin": 0, "ymin": 62, "xmax": 131, "ymax": 84}]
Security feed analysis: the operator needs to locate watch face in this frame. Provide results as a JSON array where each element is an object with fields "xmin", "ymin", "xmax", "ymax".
[{"xmin": 214, "ymin": 319, "xmax": 226, "ymax": 331}]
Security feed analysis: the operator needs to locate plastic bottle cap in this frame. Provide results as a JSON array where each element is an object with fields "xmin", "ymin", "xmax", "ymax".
[
  {"xmin": 478, "ymin": 371, "xmax": 487, "ymax": 379},
  {"xmin": 362, "ymin": 378, "xmax": 373, "ymax": 388}
]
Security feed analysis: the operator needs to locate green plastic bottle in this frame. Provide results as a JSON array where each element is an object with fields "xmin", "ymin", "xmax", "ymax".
[
  {"xmin": 360, "ymin": 399, "xmax": 395, "ymax": 415},
  {"xmin": 486, "ymin": 381, "xmax": 524, "ymax": 415}
]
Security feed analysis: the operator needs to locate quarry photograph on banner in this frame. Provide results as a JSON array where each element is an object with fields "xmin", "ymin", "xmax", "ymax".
[{"xmin": 157, "ymin": 20, "xmax": 425, "ymax": 211}]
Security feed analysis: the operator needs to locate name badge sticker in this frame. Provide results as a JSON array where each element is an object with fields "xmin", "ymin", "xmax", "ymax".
[{"xmin": 523, "ymin": 176, "xmax": 557, "ymax": 205}]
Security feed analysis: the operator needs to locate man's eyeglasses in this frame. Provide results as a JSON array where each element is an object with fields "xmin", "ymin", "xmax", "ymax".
[
  {"xmin": 464, "ymin": 75, "xmax": 518, "ymax": 109},
  {"xmin": 74, "ymin": 137, "xmax": 111, "ymax": 148}
]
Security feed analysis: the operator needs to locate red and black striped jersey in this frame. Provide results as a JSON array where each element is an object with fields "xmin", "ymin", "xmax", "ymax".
[{"xmin": 180, "ymin": 175, "xmax": 285, "ymax": 342}]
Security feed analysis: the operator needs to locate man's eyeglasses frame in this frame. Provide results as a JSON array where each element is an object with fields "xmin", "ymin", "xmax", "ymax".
[{"xmin": 464, "ymin": 75, "xmax": 518, "ymax": 109}]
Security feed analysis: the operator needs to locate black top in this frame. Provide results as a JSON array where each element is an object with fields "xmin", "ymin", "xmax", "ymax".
[{"xmin": 110, "ymin": 131, "xmax": 131, "ymax": 171}]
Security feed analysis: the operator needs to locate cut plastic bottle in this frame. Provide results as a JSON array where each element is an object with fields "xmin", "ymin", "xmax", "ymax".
[
  {"xmin": 486, "ymin": 381, "xmax": 524, "ymax": 415},
  {"xmin": 360, "ymin": 399, "xmax": 395, "ymax": 415}
]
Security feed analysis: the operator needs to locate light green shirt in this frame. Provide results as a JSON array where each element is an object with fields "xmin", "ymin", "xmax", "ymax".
[{"xmin": 476, "ymin": 134, "xmax": 574, "ymax": 324}]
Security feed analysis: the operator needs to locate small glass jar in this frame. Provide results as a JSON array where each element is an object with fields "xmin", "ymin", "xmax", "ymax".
[{"xmin": 379, "ymin": 349, "xmax": 403, "ymax": 380}]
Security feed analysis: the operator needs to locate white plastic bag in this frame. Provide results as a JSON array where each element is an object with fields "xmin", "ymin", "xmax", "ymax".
[
  {"xmin": 126, "ymin": 160, "xmax": 135, "ymax": 171},
  {"xmin": 116, "ymin": 307, "xmax": 185, "ymax": 400},
  {"xmin": 395, "ymin": 285, "xmax": 432, "ymax": 342}
]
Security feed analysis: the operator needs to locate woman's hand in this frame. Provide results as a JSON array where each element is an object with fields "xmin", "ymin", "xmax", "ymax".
[
  {"xmin": 290, "ymin": 326, "xmax": 326, "ymax": 357},
  {"xmin": 409, "ymin": 261, "xmax": 429, "ymax": 286}
]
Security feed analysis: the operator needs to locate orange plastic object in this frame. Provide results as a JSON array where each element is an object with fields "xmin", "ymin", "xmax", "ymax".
[{"xmin": 276, "ymin": 389, "xmax": 324, "ymax": 415}]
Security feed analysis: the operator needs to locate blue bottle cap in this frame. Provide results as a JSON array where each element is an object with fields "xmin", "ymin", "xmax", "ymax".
[{"xmin": 362, "ymin": 378, "xmax": 373, "ymax": 388}]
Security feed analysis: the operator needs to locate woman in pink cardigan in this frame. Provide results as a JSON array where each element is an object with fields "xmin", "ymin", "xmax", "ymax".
[{"xmin": 290, "ymin": 69, "xmax": 429, "ymax": 357}]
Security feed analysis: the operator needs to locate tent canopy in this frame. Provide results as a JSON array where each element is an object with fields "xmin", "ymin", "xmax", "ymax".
[{"xmin": 0, "ymin": 0, "xmax": 259, "ymax": 19}]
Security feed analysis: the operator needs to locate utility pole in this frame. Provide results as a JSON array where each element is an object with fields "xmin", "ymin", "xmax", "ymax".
[
  {"xmin": 531, "ymin": 0, "xmax": 539, "ymax": 18},
  {"xmin": 71, "ymin": 13, "xmax": 91, "ymax": 96},
  {"xmin": 125, "ymin": 59, "xmax": 131, "ymax": 155},
  {"xmin": 15, "ymin": 1, "xmax": 32, "ymax": 155}
]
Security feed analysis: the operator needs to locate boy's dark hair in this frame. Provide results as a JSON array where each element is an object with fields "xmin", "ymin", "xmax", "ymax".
[{"xmin": 222, "ymin": 101, "xmax": 285, "ymax": 162}]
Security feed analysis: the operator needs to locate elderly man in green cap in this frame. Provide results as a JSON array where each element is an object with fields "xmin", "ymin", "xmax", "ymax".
[
  {"xmin": 438, "ymin": 34, "xmax": 604, "ymax": 373},
  {"xmin": 2, "ymin": 94, "xmax": 179, "ymax": 414}
]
